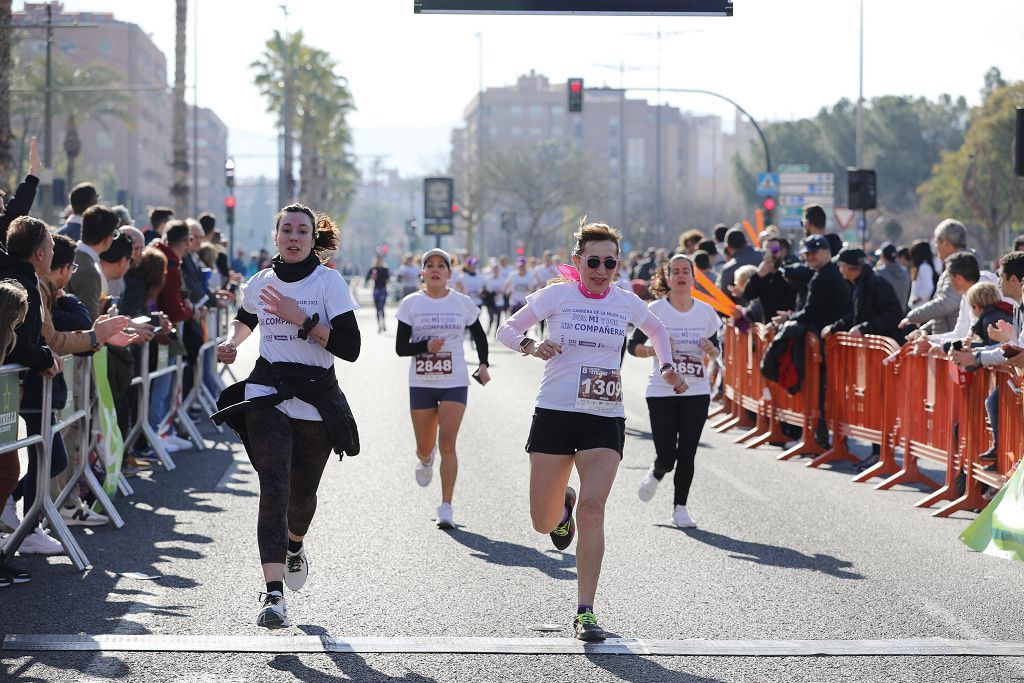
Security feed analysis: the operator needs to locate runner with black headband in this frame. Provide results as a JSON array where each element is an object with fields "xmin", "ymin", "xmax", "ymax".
[
  {"xmin": 213, "ymin": 203, "xmax": 361, "ymax": 629},
  {"xmin": 628, "ymin": 254, "xmax": 719, "ymax": 528},
  {"xmin": 396, "ymin": 248, "xmax": 490, "ymax": 530},
  {"xmin": 497, "ymin": 221, "xmax": 684, "ymax": 641}
]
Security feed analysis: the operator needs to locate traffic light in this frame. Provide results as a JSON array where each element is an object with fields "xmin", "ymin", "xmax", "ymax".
[
  {"xmin": 568, "ymin": 78, "xmax": 583, "ymax": 113},
  {"xmin": 224, "ymin": 195, "xmax": 236, "ymax": 225},
  {"xmin": 762, "ymin": 196, "xmax": 775, "ymax": 224},
  {"xmin": 847, "ymin": 168, "xmax": 877, "ymax": 210},
  {"xmin": 451, "ymin": 203, "xmax": 460, "ymax": 216}
]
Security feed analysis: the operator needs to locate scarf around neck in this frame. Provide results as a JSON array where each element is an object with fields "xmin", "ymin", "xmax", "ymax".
[
  {"xmin": 557, "ymin": 263, "xmax": 611, "ymax": 300},
  {"xmin": 271, "ymin": 250, "xmax": 320, "ymax": 283}
]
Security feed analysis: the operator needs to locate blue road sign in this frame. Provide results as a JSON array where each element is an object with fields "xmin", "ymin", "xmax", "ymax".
[{"xmin": 756, "ymin": 173, "xmax": 779, "ymax": 197}]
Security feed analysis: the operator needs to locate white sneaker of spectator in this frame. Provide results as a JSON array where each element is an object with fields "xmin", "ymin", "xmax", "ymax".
[
  {"xmin": 60, "ymin": 500, "xmax": 109, "ymax": 527},
  {"xmin": 1, "ymin": 496, "xmax": 20, "ymax": 533},
  {"xmin": 157, "ymin": 435, "xmax": 181, "ymax": 453},
  {"xmin": 18, "ymin": 526, "xmax": 65, "ymax": 555},
  {"xmin": 162, "ymin": 434, "xmax": 193, "ymax": 451}
]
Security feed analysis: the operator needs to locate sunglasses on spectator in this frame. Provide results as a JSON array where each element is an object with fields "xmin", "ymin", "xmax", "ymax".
[
  {"xmin": 584, "ymin": 256, "xmax": 618, "ymax": 270},
  {"xmin": 70, "ymin": 262, "xmax": 79, "ymax": 273},
  {"xmin": 768, "ymin": 247, "xmax": 781, "ymax": 254}
]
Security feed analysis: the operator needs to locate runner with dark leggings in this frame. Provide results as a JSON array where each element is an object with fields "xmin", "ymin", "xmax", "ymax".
[
  {"xmin": 628, "ymin": 254, "xmax": 719, "ymax": 528},
  {"xmin": 214, "ymin": 203, "xmax": 361, "ymax": 629},
  {"xmin": 365, "ymin": 254, "xmax": 390, "ymax": 333}
]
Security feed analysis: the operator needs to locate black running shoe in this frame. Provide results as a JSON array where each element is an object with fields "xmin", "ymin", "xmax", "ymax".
[
  {"xmin": 573, "ymin": 611, "xmax": 607, "ymax": 642},
  {"xmin": 550, "ymin": 487, "xmax": 577, "ymax": 551},
  {"xmin": 0, "ymin": 561, "xmax": 31, "ymax": 584}
]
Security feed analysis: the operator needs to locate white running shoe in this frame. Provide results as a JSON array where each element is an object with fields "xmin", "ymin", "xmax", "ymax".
[
  {"xmin": 436, "ymin": 502, "xmax": 454, "ymax": 530},
  {"xmin": 60, "ymin": 500, "xmax": 109, "ymax": 527},
  {"xmin": 162, "ymin": 434, "xmax": 194, "ymax": 450},
  {"xmin": 18, "ymin": 526, "xmax": 65, "ymax": 555},
  {"xmin": 638, "ymin": 467, "xmax": 660, "ymax": 502},
  {"xmin": 256, "ymin": 591, "xmax": 289, "ymax": 629},
  {"xmin": 1, "ymin": 497, "xmax": 20, "ymax": 533},
  {"xmin": 415, "ymin": 448, "xmax": 436, "ymax": 487},
  {"xmin": 672, "ymin": 505, "xmax": 697, "ymax": 529},
  {"xmin": 284, "ymin": 546, "xmax": 309, "ymax": 592}
]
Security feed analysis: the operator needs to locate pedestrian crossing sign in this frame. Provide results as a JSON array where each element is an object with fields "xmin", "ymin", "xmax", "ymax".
[{"xmin": 756, "ymin": 172, "xmax": 779, "ymax": 197}]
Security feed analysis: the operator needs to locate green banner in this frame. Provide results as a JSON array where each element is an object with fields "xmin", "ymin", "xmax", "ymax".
[
  {"xmin": 0, "ymin": 372, "xmax": 18, "ymax": 448},
  {"xmin": 960, "ymin": 464, "xmax": 1024, "ymax": 561},
  {"xmin": 92, "ymin": 349, "xmax": 126, "ymax": 498}
]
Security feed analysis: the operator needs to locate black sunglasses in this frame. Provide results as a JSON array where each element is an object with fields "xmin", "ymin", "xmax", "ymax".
[{"xmin": 584, "ymin": 256, "xmax": 618, "ymax": 270}]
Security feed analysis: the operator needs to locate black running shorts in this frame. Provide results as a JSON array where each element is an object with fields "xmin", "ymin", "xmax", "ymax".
[{"xmin": 526, "ymin": 407, "xmax": 625, "ymax": 458}]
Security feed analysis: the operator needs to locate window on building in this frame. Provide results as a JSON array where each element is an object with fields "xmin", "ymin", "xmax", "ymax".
[
  {"xmin": 59, "ymin": 40, "xmax": 75, "ymax": 55},
  {"xmin": 509, "ymin": 105, "xmax": 523, "ymax": 117},
  {"xmin": 551, "ymin": 105, "xmax": 564, "ymax": 117},
  {"xmin": 529, "ymin": 126, "xmax": 542, "ymax": 137},
  {"xmin": 99, "ymin": 39, "xmax": 113, "ymax": 56},
  {"xmin": 628, "ymin": 138, "xmax": 645, "ymax": 180},
  {"xmin": 510, "ymin": 127, "xmax": 522, "ymax": 137},
  {"xmin": 529, "ymin": 104, "xmax": 543, "ymax": 116},
  {"xmin": 551, "ymin": 127, "xmax": 562, "ymax": 137}
]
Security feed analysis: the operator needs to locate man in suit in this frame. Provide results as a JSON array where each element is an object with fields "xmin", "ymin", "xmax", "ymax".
[{"xmin": 65, "ymin": 205, "xmax": 120, "ymax": 321}]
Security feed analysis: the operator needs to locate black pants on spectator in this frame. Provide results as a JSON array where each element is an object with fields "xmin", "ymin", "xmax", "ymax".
[
  {"xmin": 244, "ymin": 407, "xmax": 333, "ymax": 565},
  {"xmin": 646, "ymin": 394, "xmax": 711, "ymax": 506},
  {"xmin": 182, "ymin": 318, "xmax": 204, "ymax": 397}
]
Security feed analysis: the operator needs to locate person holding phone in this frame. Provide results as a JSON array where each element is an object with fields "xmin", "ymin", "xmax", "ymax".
[
  {"xmin": 737, "ymin": 236, "xmax": 797, "ymax": 323},
  {"xmin": 497, "ymin": 221, "xmax": 684, "ymax": 642},
  {"xmin": 396, "ymin": 248, "xmax": 489, "ymax": 530}
]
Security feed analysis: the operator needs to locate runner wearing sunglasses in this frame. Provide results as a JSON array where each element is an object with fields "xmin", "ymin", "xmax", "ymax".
[
  {"xmin": 396, "ymin": 248, "xmax": 490, "ymax": 530},
  {"xmin": 497, "ymin": 222, "xmax": 685, "ymax": 641},
  {"xmin": 628, "ymin": 254, "xmax": 720, "ymax": 528}
]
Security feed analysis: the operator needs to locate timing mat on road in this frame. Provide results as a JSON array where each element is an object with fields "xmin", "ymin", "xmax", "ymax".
[{"xmin": 5, "ymin": 635, "xmax": 1024, "ymax": 656}]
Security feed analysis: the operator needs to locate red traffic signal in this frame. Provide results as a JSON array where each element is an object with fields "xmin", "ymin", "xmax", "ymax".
[
  {"xmin": 516, "ymin": 247, "xmax": 524, "ymax": 255},
  {"xmin": 451, "ymin": 203, "xmax": 460, "ymax": 214},
  {"xmin": 567, "ymin": 77, "xmax": 583, "ymax": 113},
  {"xmin": 762, "ymin": 197, "xmax": 776, "ymax": 212},
  {"xmin": 380, "ymin": 244, "xmax": 389, "ymax": 254},
  {"xmin": 225, "ymin": 196, "xmax": 236, "ymax": 209}
]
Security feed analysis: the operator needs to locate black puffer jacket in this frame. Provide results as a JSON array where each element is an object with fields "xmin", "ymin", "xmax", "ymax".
[
  {"xmin": 786, "ymin": 262, "xmax": 851, "ymax": 333},
  {"xmin": 831, "ymin": 267, "xmax": 905, "ymax": 343}
]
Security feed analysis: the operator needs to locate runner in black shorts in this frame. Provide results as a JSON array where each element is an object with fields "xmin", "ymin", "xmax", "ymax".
[
  {"xmin": 497, "ymin": 221, "xmax": 684, "ymax": 641},
  {"xmin": 364, "ymin": 253, "xmax": 390, "ymax": 333}
]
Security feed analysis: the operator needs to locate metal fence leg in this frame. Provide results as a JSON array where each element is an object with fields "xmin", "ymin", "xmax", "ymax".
[
  {"xmin": 176, "ymin": 405, "xmax": 205, "ymax": 449},
  {"xmin": 83, "ymin": 467, "xmax": 124, "ymax": 528},
  {"xmin": 41, "ymin": 497, "xmax": 89, "ymax": 570},
  {"xmin": 118, "ymin": 472, "xmax": 135, "ymax": 497},
  {"xmin": 143, "ymin": 422, "xmax": 176, "ymax": 471}
]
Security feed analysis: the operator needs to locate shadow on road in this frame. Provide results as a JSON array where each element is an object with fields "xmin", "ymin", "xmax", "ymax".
[
  {"xmin": 445, "ymin": 527, "xmax": 577, "ymax": 581},
  {"xmin": 661, "ymin": 527, "xmax": 864, "ymax": 580},
  {"xmin": 265, "ymin": 627, "xmax": 440, "ymax": 682},
  {"xmin": 586, "ymin": 653, "xmax": 728, "ymax": 683}
]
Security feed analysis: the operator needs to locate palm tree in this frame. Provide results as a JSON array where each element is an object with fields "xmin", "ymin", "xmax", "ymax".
[
  {"xmin": 0, "ymin": 0, "xmax": 14, "ymax": 188},
  {"xmin": 252, "ymin": 30, "xmax": 305, "ymax": 207},
  {"xmin": 171, "ymin": 0, "xmax": 189, "ymax": 215},
  {"xmin": 20, "ymin": 58, "xmax": 130, "ymax": 189}
]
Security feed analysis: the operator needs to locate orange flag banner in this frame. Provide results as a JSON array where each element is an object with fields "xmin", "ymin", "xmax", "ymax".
[{"xmin": 742, "ymin": 220, "xmax": 760, "ymax": 247}]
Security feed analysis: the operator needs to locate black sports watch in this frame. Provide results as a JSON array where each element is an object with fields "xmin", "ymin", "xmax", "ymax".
[
  {"xmin": 297, "ymin": 313, "xmax": 320, "ymax": 340},
  {"xmin": 659, "ymin": 362, "xmax": 674, "ymax": 374}
]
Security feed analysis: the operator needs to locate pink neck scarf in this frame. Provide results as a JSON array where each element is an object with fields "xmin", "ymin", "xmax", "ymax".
[{"xmin": 558, "ymin": 263, "xmax": 611, "ymax": 300}]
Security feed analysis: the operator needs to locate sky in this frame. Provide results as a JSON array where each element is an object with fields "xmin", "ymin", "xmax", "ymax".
[{"xmin": 43, "ymin": 0, "xmax": 1024, "ymax": 179}]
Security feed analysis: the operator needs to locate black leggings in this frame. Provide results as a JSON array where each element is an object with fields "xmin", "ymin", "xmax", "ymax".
[
  {"xmin": 244, "ymin": 407, "xmax": 333, "ymax": 564},
  {"xmin": 646, "ymin": 394, "xmax": 711, "ymax": 506}
]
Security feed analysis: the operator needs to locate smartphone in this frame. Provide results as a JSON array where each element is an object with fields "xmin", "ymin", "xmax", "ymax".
[
  {"xmin": 471, "ymin": 368, "xmax": 483, "ymax": 385},
  {"xmin": 1002, "ymin": 343, "xmax": 1022, "ymax": 359},
  {"xmin": 951, "ymin": 340, "xmax": 963, "ymax": 352},
  {"xmin": 131, "ymin": 315, "xmax": 152, "ymax": 326},
  {"xmin": 149, "ymin": 312, "xmax": 161, "ymax": 327}
]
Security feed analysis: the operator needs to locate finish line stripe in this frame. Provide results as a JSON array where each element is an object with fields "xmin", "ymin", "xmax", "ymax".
[{"xmin": 4, "ymin": 635, "xmax": 1024, "ymax": 656}]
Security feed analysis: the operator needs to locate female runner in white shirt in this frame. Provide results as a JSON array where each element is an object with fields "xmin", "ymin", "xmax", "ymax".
[
  {"xmin": 628, "ymin": 254, "xmax": 720, "ymax": 528},
  {"xmin": 497, "ymin": 222, "xmax": 684, "ymax": 641},
  {"xmin": 396, "ymin": 248, "xmax": 490, "ymax": 529}
]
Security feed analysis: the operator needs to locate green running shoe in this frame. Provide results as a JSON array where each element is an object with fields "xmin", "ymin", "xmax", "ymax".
[
  {"xmin": 550, "ymin": 487, "xmax": 576, "ymax": 550},
  {"xmin": 573, "ymin": 610, "xmax": 607, "ymax": 642}
]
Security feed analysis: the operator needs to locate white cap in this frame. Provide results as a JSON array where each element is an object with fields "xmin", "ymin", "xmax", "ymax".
[{"xmin": 421, "ymin": 248, "xmax": 451, "ymax": 268}]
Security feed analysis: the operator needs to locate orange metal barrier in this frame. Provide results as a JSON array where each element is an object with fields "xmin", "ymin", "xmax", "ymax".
[
  {"xmin": 711, "ymin": 323, "xmax": 1024, "ymax": 515},
  {"xmin": 814, "ymin": 333, "xmax": 903, "ymax": 475}
]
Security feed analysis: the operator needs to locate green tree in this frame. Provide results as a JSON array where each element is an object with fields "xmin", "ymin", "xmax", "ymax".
[
  {"xmin": 487, "ymin": 140, "xmax": 600, "ymax": 253},
  {"xmin": 919, "ymin": 80, "xmax": 1024, "ymax": 256},
  {"xmin": 252, "ymin": 30, "xmax": 304, "ymax": 206},
  {"xmin": 16, "ymin": 57, "xmax": 130, "ymax": 189}
]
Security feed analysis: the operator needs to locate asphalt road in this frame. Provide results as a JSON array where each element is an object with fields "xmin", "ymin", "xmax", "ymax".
[{"xmin": 2, "ymin": 304, "xmax": 1023, "ymax": 682}]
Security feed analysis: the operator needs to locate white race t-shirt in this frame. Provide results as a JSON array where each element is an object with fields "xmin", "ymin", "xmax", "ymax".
[
  {"xmin": 242, "ymin": 265, "xmax": 360, "ymax": 420},
  {"xmin": 532, "ymin": 264, "xmax": 559, "ymax": 288},
  {"xmin": 396, "ymin": 289, "xmax": 481, "ymax": 388},
  {"xmin": 504, "ymin": 271, "xmax": 535, "ymax": 308},
  {"xmin": 528, "ymin": 282, "xmax": 651, "ymax": 418},
  {"xmin": 460, "ymin": 272, "xmax": 485, "ymax": 305},
  {"xmin": 644, "ymin": 298, "xmax": 720, "ymax": 398}
]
